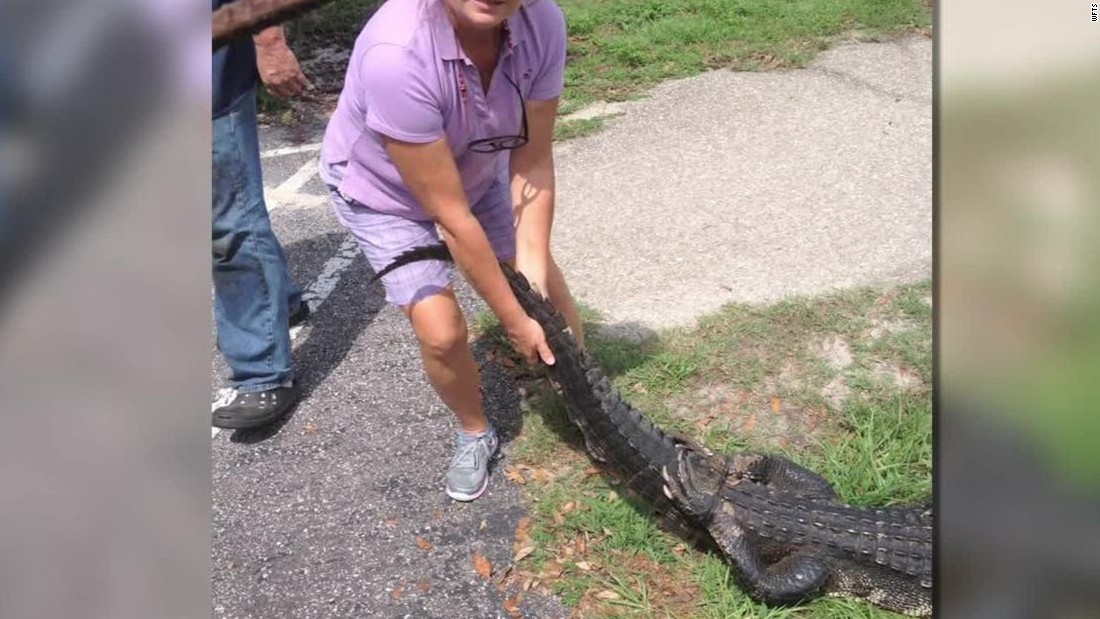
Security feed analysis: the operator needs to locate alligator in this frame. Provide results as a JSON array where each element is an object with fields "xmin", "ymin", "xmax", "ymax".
[
  {"xmin": 213, "ymin": 0, "xmax": 336, "ymax": 49},
  {"xmin": 371, "ymin": 245, "xmax": 934, "ymax": 617}
]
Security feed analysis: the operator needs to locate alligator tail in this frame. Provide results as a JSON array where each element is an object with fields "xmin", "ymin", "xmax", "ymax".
[{"xmin": 368, "ymin": 243, "xmax": 455, "ymax": 284}]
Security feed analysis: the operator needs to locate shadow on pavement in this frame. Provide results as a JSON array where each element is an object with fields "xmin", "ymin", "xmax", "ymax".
[{"xmin": 229, "ymin": 234, "xmax": 384, "ymax": 443}]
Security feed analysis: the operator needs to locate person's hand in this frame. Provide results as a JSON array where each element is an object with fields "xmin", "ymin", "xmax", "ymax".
[
  {"xmin": 254, "ymin": 29, "xmax": 309, "ymax": 99},
  {"xmin": 505, "ymin": 315, "xmax": 555, "ymax": 367}
]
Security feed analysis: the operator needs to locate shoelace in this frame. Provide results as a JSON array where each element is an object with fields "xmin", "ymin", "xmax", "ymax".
[{"xmin": 451, "ymin": 434, "xmax": 493, "ymax": 469}]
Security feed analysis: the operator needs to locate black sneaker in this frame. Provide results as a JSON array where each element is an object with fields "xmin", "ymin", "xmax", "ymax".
[
  {"xmin": 289, "ymin": 301, "xmax": 311, "ymax": 328},
  {"xmin": 211, "ymin": 385, "xmax": 300, "ymax": 429}
]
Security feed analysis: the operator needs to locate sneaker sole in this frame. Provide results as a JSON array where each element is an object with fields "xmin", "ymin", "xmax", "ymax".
[
  {"xmin": 211, "ymin": 398, "xmax": 298, "ymax": 430},
  {"xmin": 445, "ymin": 474, "xmax": 490, "ymax": 502}
]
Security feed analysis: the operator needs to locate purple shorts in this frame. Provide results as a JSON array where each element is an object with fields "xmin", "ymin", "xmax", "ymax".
[{"xmin": 328, "ymin": 176, "xmax": 517, "ymax": 306}]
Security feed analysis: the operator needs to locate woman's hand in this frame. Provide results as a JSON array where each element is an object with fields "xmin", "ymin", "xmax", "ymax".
[{"xmin": 504, "ymin": 315, "xmax": 555, "ymax": 367}]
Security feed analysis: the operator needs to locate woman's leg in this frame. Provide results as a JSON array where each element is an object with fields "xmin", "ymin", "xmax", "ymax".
[
  {"xmin": 328, "ymin": 191, "xmax": 498, "ymax": 500},
  {"xmin": 401, "ymin": 288, "xmax": 488, "ymax": 435}
]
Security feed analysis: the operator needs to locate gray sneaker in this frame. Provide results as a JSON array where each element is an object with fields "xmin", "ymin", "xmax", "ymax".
[{"xmin": 445, "ymin": 426, "xmax": 499, "ymax": 502}]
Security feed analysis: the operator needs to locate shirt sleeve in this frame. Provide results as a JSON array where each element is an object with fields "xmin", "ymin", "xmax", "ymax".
[
  {"xmin": 360, "ymin": 43, "xmax": 445, "ymax": 143},
  {"xmin": 526, "ymin": 1, "xmax": 567, "ymax": 101}
]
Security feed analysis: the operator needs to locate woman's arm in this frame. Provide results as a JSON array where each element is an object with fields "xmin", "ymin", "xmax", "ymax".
[
  {"xmin": 509, "ymin": 96, "xmax": 559, "ymax": 297},
  {"xmin": 384, "ymin": 135, "xmax": 555, "ymax": 365}
]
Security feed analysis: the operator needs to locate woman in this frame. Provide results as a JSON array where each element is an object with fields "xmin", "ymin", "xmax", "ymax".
[{"xmin": 320, "ymin": 0, "xmax": 584, "ymax": 501}]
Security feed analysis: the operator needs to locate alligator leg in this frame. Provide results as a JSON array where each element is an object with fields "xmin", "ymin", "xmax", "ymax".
[
  {"xmin": 731, "ymin": 453, "xmax": 838, "ymax": 500},
  {"xmin": 662, "ymin": 448, "xmax": 831, "ymax": 604},
  {"xmin": 717, "ymin": 519, "xmax": 832, "ymax": 606}
]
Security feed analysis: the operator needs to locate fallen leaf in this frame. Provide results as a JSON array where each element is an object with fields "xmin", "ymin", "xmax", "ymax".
[
  {"xmin": 532, "ymin": 468, "xmax": 552, "ymax": 483},
  {"xmin": 541, "ymin": 561, "xmax": 564, "ymax": 578},
  {"xmin": 505, "ymin": 468, "xmax": 527, "ymax": 485},
  {"xmin": 552, "ymin": 511, "xmax": 565, "ymax": 526},
  {"xmin": 513, "ymin": 544, "xmax": 537, "ymax": 563},
  {"xmin": 583, "ymin": 466, "xmax": 600, "ymax": 476},
  {"xmin": 472, "ymin": 552, "xmax": 493, "ymax": 579},
  {"xmin": 515, "ymin": 516, "xmax": 532, "ymax": 542},
  {"xmin": 696, "ymin": 413, "xmax": 717, "ymax": 430},
  {"xmin": 303, "ymin": 423, "xmax": 318, "ymax": 434},
  {"xmin": 575, "ymin": 561, "xmax": 593, "ymax": 571},
  {"xmin": 479, "ymin": 519, "xmax": 488, "ymax": 531},
  {"xmin": 575, "ymin": 536, "xmax": 587, "ymax": 554},
  {"xmin": 561, "ymin": 501, "xmax": 577, "ymax": 514},
  {"xmin": 595, "ymin": 590, "xmax": 621, "ymax": 600},
  {"xmin": 503, "ymin": 594, "xmax": 522, "ymax": 618},
  {"xmin": 770, "ymin": 396, "xmax": 782, "ymax": 413},
  {"xmin": 493, "ymin": 564, "xmax": 514, "ymax": 586},
  {"xmin": 416, "ymin": 580, "xmax": 430, "ymax": 592},
  {"xmin": 415, "ymin": 536, "xmax": 433, "ymax": 551},
  {"xmin": 390, "ymin": 586, "xmax": 404, "ymax": 600}
]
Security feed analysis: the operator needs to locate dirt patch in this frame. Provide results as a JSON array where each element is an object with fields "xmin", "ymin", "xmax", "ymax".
[
  {"xmin": 676, "ymin": 382, "xmax": 826, "ymax": 450},
  {"xmin": 298, "ymin": 46, "xmax": 353, "ymax": 94},
  {"xmin": 821, "ymin": 376, "xmax": 850, "ymax": 411},
  {"xmin": 812, "ymin": 335, "xmax": 853, "ymax": 371},
  {"xmin": 866, "ymin": 317, "xmax": 916, "ymax": 340},
  {"xmin": 870, "ymin": 361, "xmax": 925, "ymax": 393}
]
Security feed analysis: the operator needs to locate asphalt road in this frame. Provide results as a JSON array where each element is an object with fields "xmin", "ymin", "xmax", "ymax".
[{"xmin": 211, "ymin": 36, "xmax": 931, "ymax": 618}]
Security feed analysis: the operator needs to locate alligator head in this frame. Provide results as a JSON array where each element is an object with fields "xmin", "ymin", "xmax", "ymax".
[{"xmin": 661, "ymin": 442, "xmax": 730, "ymax": 524}]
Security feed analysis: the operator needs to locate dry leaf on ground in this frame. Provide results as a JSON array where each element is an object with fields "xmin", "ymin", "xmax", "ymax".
[
  {"xmin": 515, "ymin": 516, "xmax": 532, "ymax": 542},
  {"xmin": 503, "ymin": 594, "xmax": 522, "ymax": 617},
  {"xmin": 473, "ymin": 552, "xmax": 493, "ymax": 579},
  {"xmin": 414, "ymin": 536, "xmax": 433, "ymax": 551},
  {"xmin": 541, "ymin": 561, "xmax": 564, "ymax": 578},
  {"xmin": 595, "ymin": 590, "xmax": 621, "ymax": 600},
  {"xmin": 505, "ymin": 468, "xmax": 527, "ymax": 485},
  {"xmin": 513, "ymin": 544, "xmax": 537, "ymax": 563}
]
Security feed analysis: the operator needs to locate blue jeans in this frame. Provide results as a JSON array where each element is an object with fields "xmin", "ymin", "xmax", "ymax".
[{"xmin": 212, "ymin": 89, "xmax": 301, "ymax": 393}]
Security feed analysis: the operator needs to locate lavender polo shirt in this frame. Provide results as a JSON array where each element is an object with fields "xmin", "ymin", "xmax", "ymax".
[{"xmin": 320, "ymin": 0, "xmax": 567, "ymax": 221}]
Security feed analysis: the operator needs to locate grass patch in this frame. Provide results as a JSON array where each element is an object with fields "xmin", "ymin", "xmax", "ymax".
[
  {"xmin": 558, "ymin": 0, "xmax": 932, "ymax": 110},
  {"xmin": 496, "ymin": 280, "xmax": 932, "ymax": 618},
  {"xmin": 554, "ymin": 116, "xmax": 613, "ymax": 141}
]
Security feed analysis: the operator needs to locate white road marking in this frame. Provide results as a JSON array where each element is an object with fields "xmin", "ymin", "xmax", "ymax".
[
  {"xmin": 265, "ymin": 156, "xmax": 326, "ymax": 212},
  {"xmin": 278, "ymin": 157, "xmax": 322, "ymax": 194},
  {"xmin": 260, "ymin": 142, "xmax": 323, "ymax": 159},
  {"xmin": 212, "ymin": 235, "xmax": 361, "ymax": 437}
]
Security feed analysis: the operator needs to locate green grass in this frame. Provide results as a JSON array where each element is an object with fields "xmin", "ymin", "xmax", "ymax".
[
  {"xmin": 488, "ymin": 280, "xmax": 932, "ymax": 618},
  {"xmin": 557, "ymin": 0, "xmax": 932, "ymax": 110}
]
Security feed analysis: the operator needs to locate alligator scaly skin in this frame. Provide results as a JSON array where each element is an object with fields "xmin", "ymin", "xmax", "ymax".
[{"xmin": 372, "ymin": 246, "xmax": 933, "ymax": 616}]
